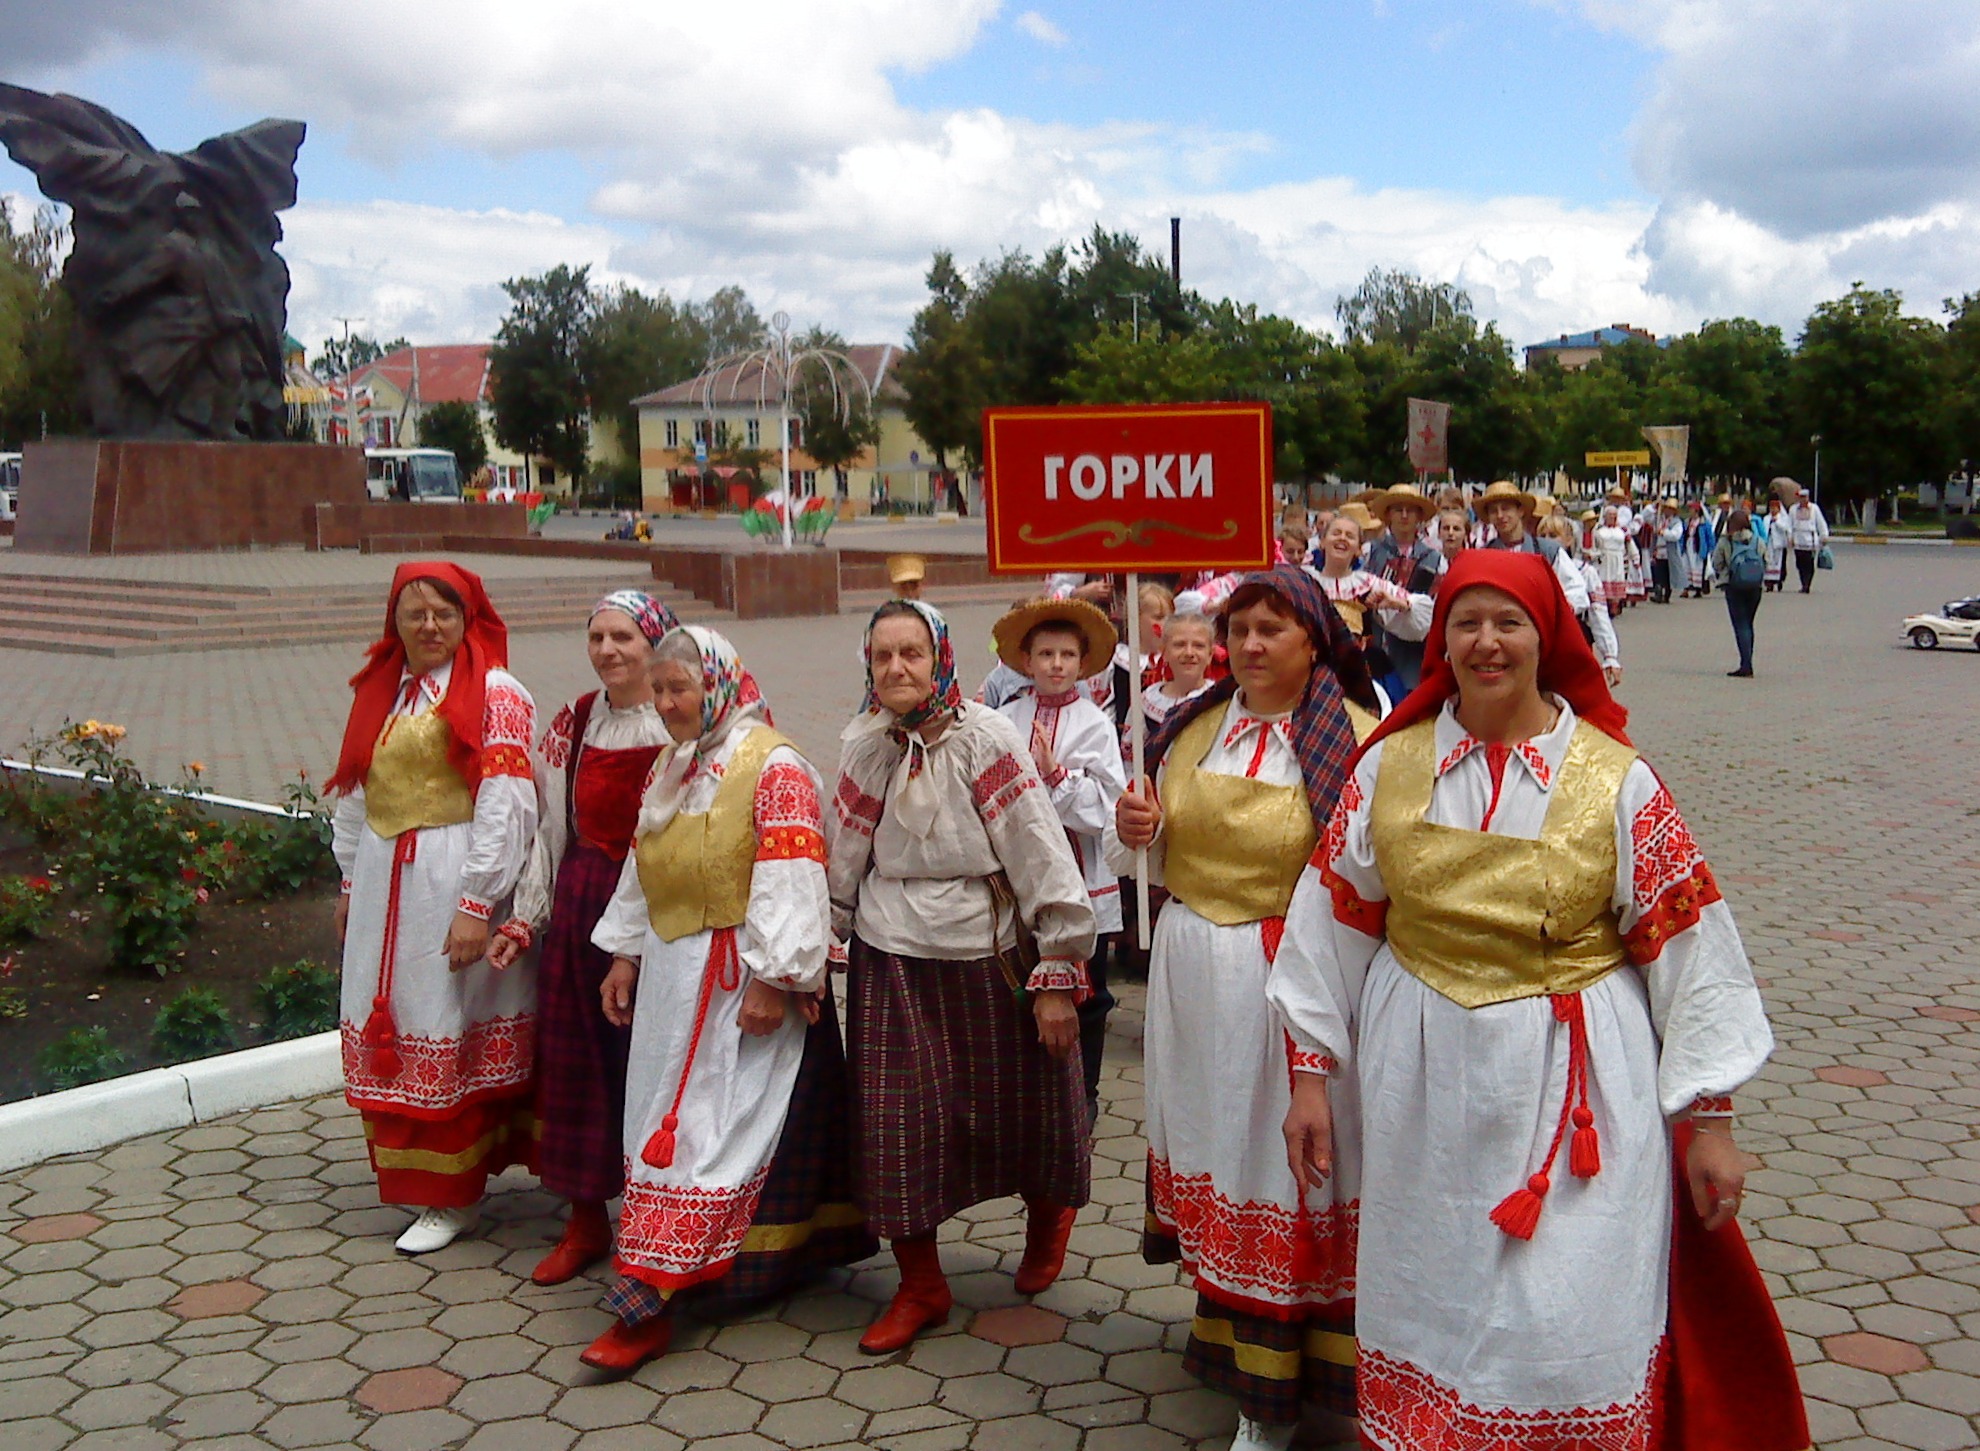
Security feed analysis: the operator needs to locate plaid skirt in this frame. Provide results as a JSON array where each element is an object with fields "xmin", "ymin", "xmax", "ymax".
[
  {"xmin": 847, "ymin": 938, "xmax": 1090, "ymax": 1240},
  {"xmin": 605, "ymin": 994, "xmax": 877, "ymax": 1324},
  {"xmin": 535, "ymin": 842, "xmax": 636, "ymax": 1203}
]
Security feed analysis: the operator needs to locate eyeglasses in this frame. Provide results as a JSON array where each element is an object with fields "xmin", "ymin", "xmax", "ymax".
[{"xmin": 397, "ymin": 609, "xmax": 462, "ymax": 629}]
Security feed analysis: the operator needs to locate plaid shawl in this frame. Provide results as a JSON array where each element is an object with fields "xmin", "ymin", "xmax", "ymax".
[{"xmin": 1144, "ymin": 565, "xmax": 1375, "ymax": 833}]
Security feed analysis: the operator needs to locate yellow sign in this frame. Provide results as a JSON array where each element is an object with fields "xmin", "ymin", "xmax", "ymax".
[{"xmin": 1585, "ymin": 449, "xmax": 1652, "ymax": 467}]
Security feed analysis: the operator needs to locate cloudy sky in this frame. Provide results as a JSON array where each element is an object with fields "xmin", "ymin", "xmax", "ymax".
[{"xmin": 4, "ymin": 0, "xmax": 1977, "ymax": 358}]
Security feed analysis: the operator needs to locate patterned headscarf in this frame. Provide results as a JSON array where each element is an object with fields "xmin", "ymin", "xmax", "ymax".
[
  {"xmin": 859, "ymin": 599, "xmax": 961, "ymax": 731},
  {"xmin": 637, "ymin": 625, "xmax": 774, "ymax": 837},
  {"xmin": 1145, "ymin": 564, "xmax": 1377, "ymax": 833},
  {"xmin": 590, "ymin": 589, "xmax": 678, "ymax": 646}
]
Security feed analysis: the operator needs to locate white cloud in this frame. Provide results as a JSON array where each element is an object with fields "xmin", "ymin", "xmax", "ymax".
[{"xmin": 1015, "ymin": 10, "xmax": 1069, "ymax": 46}]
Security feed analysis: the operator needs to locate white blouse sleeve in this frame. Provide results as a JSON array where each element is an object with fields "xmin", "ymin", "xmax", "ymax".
[
  {"xmin": 1552, "ymin": 548, "xmax": 1592, "ymax": 611},
  {"xmin": 509, "ymin": 699, "xmax": 577, "ymax": 935},
  {"xmin": 456, "ymin": 674, "xmax": 539, "ymax": 920},
  {"xmin": 825, "ymin": 734, "xmax": 892, "ymax": 945},
  {"xmin": 1611, "ymin": 761, "xmax": 1773, "ymax": 1116},
  {"xmin": 1046, "ymin": 705, "xmax": 1127, "ymax": 837},
  {"xmin": 331, "ymin": 788, "xmax": 366, "ymax": 892},
  {"xmin": 970, "ymin": 714, "xmax": 1098, "ymax": 964},
  {"xmin": 740, "ymin": 746, "xmax": 832, "ymax": 994},
  {"xmin": 1267, "ymin": 749, "xmax": 1387, "ymax": 1077},
  {"xmin": 1585, "ymin": 593, "xmax": 1622, "ymax": 669},
  {"xmin": 589, "ymin": 847, "xmax": 651, "ymax": 962},
  {"xmin": 1103, "ymin": 756, "xmax": 1167, "ymax": 886}
]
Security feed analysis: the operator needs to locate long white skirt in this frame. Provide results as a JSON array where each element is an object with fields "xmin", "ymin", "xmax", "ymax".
[
  {"xmin": 339, "ymin": 820, "xmax": 534, "ymax": 1116},
  {"xmin": 1145, "ymin": 900, "xmax": 1360, "ymax": 1313},
  {"xmin": 617, "ymin": 923, "xmax": 807, "ymax": 1289},
  {"xmin": 1354, "ymin": 951, "xmax": 1668, "ymax": 1450}
]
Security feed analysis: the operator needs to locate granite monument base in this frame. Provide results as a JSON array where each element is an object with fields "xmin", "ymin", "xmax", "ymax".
[{"xmin": 14, "ymin": 439, "xmax": 367, "ymax": 554}]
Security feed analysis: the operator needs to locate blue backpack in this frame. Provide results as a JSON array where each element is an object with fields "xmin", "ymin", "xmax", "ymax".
[{"xmin": 1728, "ymin": 533, "xmax": 1766, "ymax": 588}]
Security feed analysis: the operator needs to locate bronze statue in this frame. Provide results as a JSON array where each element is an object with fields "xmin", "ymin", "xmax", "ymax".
[{"xmin": 0, "ymin": 84, "xmax": 305, "ymax": 441}]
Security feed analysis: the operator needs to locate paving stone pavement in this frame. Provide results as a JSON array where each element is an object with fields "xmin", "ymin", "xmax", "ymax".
[{"xmin": 1, "ymin": 542, "xmax": 1978, "ymax": 1449}]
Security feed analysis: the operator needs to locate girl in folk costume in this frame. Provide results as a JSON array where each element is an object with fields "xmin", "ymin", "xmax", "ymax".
[
  {"xmin": 329, "ymin": 563, "xmax": 539, "ymax": 1255},
  {"xmin": 1762, "ymin": 495, "xmax": 1791, "ymax": 590},
  {"xmin": 1141, "ymin": 598, "xmax": 1217, "ymax": 730},
  {"xmin": 1305, "ymin": 513, "xmax": 1424, "ymax": 710},
  {"xmin": 829, "ymin": 600, "xmax": 1096, "ymax": 1355},
  {"xmin": 584, "ymin": 627, "xmax": 873, "ymax": 1372},
  {"xmin": 489, "ymin": 592, "xmax": 676, "ymax": 1285},
  {"xmin": 1593, "ymin": 504, "xmax": 1631, "ymax": 614},
  {"xmin": 1270, "ymin": 550, "xmax": 1805, "ymax": 1451},
  {"xmin": 1111, "ymin": 566, "xmax": 1384, "ymax": 1451}
]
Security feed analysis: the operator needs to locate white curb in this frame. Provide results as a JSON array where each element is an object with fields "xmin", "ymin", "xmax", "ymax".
[{"xmin": 0, "ymin": 1031, "xmax": 341, "ymax": 1174}]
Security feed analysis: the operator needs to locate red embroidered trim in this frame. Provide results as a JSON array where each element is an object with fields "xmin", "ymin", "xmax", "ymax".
[
  {"xmin": 1025, "ymin": 960, "xmax": 1090, "ymax": 998},
  {"xmin": 1435, "ymin": 735, "xmax": 1553, "ymax": 788},
  {"xmin": 753, "ymin": 763, "xmax": 822, "ymax": 832},
  {"xmin": 457, "ymin": 895, "xmax": 492, "ymax": 920},
  {"xmin": 1288, "ymin": 1048, "xmax": 1336, "ymax": 1075},
  {"xmin": 480, "ymin": 743, "xmax": 532, "ymax": 779},
  {"xmin": 832, "ymin": 775, "xmax": 882, "ymax": 835},
  {"xmin": 1357, "ymin": 1343, "xmax": 1663, "ymax": 1451},
  {"xmin": 340, "ymin": 878, "xmax": 353, "ymax": 895},
  {"xmin": 540, "ymin": 704, "xmax": 576, "ymax": 769},
  {"xmin": 1690, "ymin": 1095, "xmax": 1735, "ymax": 1117},
  {"xmin": 340, "ymin": 1013, "xmax": 534, "ymax": 1113},
  {"xmin": 483, "ymin": 684, "xmax": 534, "ymax": 746},
  {"xmin": 756, "ymin": 825, "xmax": 827, "ymax": 863},
  {"xmin": 1623, "ymin": 862, "xmax": 1721, "ymax": 966},
  {"xmin": 972, "ymin": 751, "xmax": 1036, "ymax": 822},
  {"xmin": 1320, "ymin": 862, "xmax": 1388, "ymax": 936},
  {"xmin": 495, "ymin": 918, "xmax": 531, "ymax": 949},
  {"xmin": 616, "ymin": 1165, "xmax": 770, "ymax": 1285},
  {"xmin": 1148, "ymin": 1154, "xmax": 1357, "ymax": 1305}
]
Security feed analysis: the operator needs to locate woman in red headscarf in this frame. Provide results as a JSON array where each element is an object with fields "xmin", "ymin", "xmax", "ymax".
[
  {"xmin": 1266, "ymin": 551, "xmax": 1804, "ymax": 1451},
  {"xmin": 329, "ymin": 563, "xmax": 540, "ymax": 1256}
]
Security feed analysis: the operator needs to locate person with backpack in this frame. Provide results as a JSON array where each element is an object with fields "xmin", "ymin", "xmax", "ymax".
[{"xmin": 1711, "ymin": 508, "xmax": 1767, "ymax": 677}]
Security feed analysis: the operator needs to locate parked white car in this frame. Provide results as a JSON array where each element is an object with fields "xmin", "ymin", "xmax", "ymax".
[{"xmin": 1903, "ymin": 596, "xmax": 1980, "ymax": 649}]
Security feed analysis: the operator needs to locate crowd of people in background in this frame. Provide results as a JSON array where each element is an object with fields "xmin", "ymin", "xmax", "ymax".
[{"xmin": 322, "ymin": 468, "xmax": 1818, "ymax": 1449}]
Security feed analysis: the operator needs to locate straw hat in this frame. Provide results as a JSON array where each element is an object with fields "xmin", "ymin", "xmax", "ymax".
[
  {"xmin": 1579, "ymin": 508, "xmax": 1599, "ymax": 523},
  {"xmin": 1529, "ymin": 490, "xmax": 1560, "ymax": 517},
  {"xmin": 1476, "ymin": 480, "xmax": 1537, "ymax": 515},
  {"xmin": 991, "ymin": 597, "xmax": 1119, "ymax": 674},
  {"xmin": 1604, "ymin": 485, "xmax": 1629, "ymax": 502},
  {"xmin": 886, "ymin": 553, "xmax": 926, "ymax": 587},
  {"xmin": 1338, "ymin": 501, "xmax": 1379, "ymax": 533},
  {"xmin": 1363, "ymin": 482, "xmax": 1434, "ymax": 522}
]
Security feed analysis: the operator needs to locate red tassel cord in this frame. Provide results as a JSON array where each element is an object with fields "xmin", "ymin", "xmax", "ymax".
[
  {"xmin": 641, "ymin": 927, "xmax": 742, "ymax": 1170},
  {"xmin": 1489, "ymin": 990, "xmax": 1600, "ymax": 1241},
  {"xmin": 361, "ymin": 831, "xmax": 420, "ymax": 1081}
]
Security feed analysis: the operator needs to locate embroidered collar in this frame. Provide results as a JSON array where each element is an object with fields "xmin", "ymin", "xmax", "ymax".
[
  {"xmin": 1432, "ymin": 696, "xmax": 1576, "ymax": 790},
  {"xmin": 1222, "ymin": 699, "xmax": 1295, "ymax": 752},
  {"xmin": 1030, "ymin": 687, "xmax": 1081, "ymax": 708},
  {"xmin": 396, "ymin": 663, "xmax": 451, "ymax": 709}
]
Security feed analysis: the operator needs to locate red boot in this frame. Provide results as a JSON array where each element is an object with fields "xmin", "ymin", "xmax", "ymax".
[
  {"xmin": 1013, "ymin": 1199, "xmax": 1076, "ymax": 1295},
  {"xmin": 579, "ymin": 1313, "xmax": 673, "ymax": 1374},
  {"xmin": 532, "ymin": 1200, "xmax": 611, "ymax": 1286},
  {"xmin": 859, "ymin": 1235, "xmax": 952, "ymax": 1355}
]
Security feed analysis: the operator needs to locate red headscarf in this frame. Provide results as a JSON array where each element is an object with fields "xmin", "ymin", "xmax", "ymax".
[
  {"xmin": 328, "ymin": 562, "xmax": 509, "ymax": 795},
  {"xmin": 1358, "ymin": 549, "xmax": 1629, "ymax": 758}
]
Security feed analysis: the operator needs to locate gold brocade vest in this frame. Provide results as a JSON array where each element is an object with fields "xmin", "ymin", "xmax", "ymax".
[
  {"xmin": 1160, "ymin": 709, "xmax": 1316, "ymax": 926},
  {"xmin": 364, "ymin": 709, "xmax": 475, "ymax": 839},
  {"xmin": 1369, "ymin": 717, "xmax": 1637, "ymax": 1009},
  {"xmin": 633, "ymin": 729, "xmax": 793, "ymax": 943}
]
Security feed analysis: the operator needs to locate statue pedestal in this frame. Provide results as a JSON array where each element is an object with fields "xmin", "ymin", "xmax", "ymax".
[{"xmin": 13, "ymin": 440, "xmax": 367, "ymax": 554}]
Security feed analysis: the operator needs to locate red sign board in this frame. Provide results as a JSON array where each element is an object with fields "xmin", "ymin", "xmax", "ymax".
[{"xmin": 981, "ymin": 402, "xmax": 1275, "ymax": 573}]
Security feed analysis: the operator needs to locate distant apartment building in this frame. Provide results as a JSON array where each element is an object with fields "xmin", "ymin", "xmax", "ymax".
[
  {"xmin": 1523, "ymin": 323, "xmax": 1671, "ymax": 372},
  {"xmin": 633, "ymin": 344, "xmax": 938, "ymax": 513}
]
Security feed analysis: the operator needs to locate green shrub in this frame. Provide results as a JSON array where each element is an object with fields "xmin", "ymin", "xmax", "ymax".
[
  {"xmin": 258, "ymin": 959, "xmax": 339, "ymax": 1040},
  {"xmin": 41, "ymin": 1027, "xmax": 127, "ymax": 1090},
  {"xmin": 0, "ymin": 874, "xmax": 58, "ymax": 943},
  {"xmin": 152, "ymin": 987, "xmax": 237, "ymax": 1059}
]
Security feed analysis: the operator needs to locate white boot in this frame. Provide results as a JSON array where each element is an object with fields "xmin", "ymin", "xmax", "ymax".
[
  {"xmin": 1229, "ymin": 1415, "xmax": 1296, "ymax": 1451},
  {"xmin": 394, "ymin": 1205, "xmax": 478, "ymax": 1255}
]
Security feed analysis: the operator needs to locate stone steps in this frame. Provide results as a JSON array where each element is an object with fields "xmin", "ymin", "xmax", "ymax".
[{"xmin": 0, "ymin": 574, "xmax": 722, "ymax": 657}]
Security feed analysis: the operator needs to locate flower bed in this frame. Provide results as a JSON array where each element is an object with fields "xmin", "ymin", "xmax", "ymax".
[{"xmin": 0, "ymin": 723, "xmax": 340, "ymax": 1104}]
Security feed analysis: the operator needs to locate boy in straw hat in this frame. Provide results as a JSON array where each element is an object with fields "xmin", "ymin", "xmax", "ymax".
[
  {"xmin": 993, "ymin": 597, "xmax": 1128, "ymax": 1128},
  {"xmin": 887, "ymin": 554, "xmax": 926, "ymax": 601},
  {"xmin": 1477, "ymin": 479, "xmax": 1594, "ymax": 614},
  {"xmin": 1360, "ymin": 483, "xmax": 1446, "ymax": 691}
]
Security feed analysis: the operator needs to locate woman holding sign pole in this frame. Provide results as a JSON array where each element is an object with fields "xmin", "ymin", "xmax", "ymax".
[{"xmin": 1111, "ymin": 565, "xmax": 1384, "ymax": 1451}]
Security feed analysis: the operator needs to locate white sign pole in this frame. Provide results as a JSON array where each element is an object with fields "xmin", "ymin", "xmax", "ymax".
[{"xmin": 1125, "ymin": 571, "xmax": 1152, "ymax": 952}]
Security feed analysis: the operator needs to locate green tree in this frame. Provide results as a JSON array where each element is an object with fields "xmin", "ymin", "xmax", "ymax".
[
  {"xmin": 1543, "ymin": 356, "xmax": 1646, "ymax": 479},
  {"xmin": 1057, "ymin": 321, "xmax": 1235, "ymax": 403},
  {"xmin": 1335, "ymin": 267, "xmax": 1474, "ymax": 352},
  {"xmin": 1202, "ymin": 304, "xmax": 1363, "ymax": 485},
  {"xmin": 1792, "ymin": 284, "xmax": 1951, "ymax": 510},
  {"xmin": 417, "ymin": 400, "xmax": 488, "ymax": 477},
  {"xmin": 967, "ymin": 246, "xmax": 1083, "ymax": 406},
  {"xmin": 583, "ymin": 285, "xmax": 707, "ymax": 455},
  {"xmin": 1405, "ymin": 317, "xmax": 1539, "ymax": 482},
  {"xmin": 1940, "ymin": 292, "xmax": 1980, "ymax": 501},
  {"xmin": 0, "ymin": 200, "xmax": 81, "ymax": 447},
  {"xmin": 686, "ymin": 285, "xmax": 765, "ymax": 359},
  {"xmin": 896, "ymin": 252, "xmax": 989, "ymax": 472},
  {"xmin": 1654, "ymin": 319, "xmax": 1791, "ymax": 488},
  {"xmin": 489, "ymin": 263, "xmax": 596, "ymax": 489}
]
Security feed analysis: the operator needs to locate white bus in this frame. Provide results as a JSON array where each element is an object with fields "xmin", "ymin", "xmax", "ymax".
[
  {"xmin": 364, "ymin": 447, "xmax": 462, "ymax": 503},
  {"xmin": 0, "ymin": 452, "xmax": 19, "ymax": 519}
]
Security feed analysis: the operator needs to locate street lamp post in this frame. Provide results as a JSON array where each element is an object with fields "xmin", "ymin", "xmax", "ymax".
[
  {"xmin": 333, "ymin": 315, "xmax": 364, "ymax": 451},
  {"xmin": 1811, "ymin": 433, "xmax": 1823, "ymax": 506},
  {"xmin": 1116, "ymin": 291, "xmax": 1149, "ymax": 343}
]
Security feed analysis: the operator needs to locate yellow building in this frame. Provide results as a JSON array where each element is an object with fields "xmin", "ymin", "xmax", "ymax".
[
  {"xmin": 340, "ymin": 345, "xmax": 545, "ymax": 493},
  {"xmin": 633, "ymin": 344, "xmax": 939, "ymax": 513}
]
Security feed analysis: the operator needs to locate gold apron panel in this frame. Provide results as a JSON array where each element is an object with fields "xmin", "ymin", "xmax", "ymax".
[
  {"xmin": 634, "ymin": 729, "xmax": 794, "ymax": 944},
  {"xmin": 365, "ymin": 709, "xmax": 475, "ymax": 840},
  {"xmin": 1161, "ymin": 709, "xmax": 1316, "ymax": 927},
  {"xmin": 1369, "ymin": 718, "xmax": 1637, "ymax": 1009}
]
